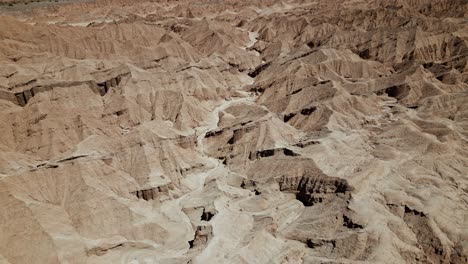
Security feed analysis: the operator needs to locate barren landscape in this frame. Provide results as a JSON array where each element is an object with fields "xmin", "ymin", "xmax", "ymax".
[{"xmin": 0, "ymin": 0, "xmax": 467, "ymax": 263}]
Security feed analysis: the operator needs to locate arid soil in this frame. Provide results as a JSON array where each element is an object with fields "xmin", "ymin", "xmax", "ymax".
[
  {"xmin": 0, "ymin": 0, "xmax": 467, "ymax": 263},
  {"xmin": 0, "ymin": 0, "xmax": 93, "ymax": 13}
]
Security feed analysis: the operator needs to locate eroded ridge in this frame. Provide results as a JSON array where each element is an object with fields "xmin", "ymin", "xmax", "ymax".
[{"xmin": 0, "ymin": 0, "xmax": 467, "ymax": 263}]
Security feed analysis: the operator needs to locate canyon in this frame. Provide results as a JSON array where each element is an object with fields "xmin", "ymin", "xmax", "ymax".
[{"xmin": 0, "ymin": 0, "xmax": 467, "ymax": 263}]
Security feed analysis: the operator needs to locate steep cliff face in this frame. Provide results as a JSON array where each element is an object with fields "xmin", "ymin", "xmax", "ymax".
[{"xmin": 0, "ymin": 0, "xmax": 467, "ymax": 263}]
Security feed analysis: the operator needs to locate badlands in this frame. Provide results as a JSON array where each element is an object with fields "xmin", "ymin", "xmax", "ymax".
[{"xmin": 0, "ymin": 0, "xmax": 467, "ymax": 263}]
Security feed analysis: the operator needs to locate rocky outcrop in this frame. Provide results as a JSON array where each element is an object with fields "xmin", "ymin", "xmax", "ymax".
[
  {"xmin": 278, "ymin": 174, "xmax": 351, "ymax": 206},
  {"xmin": 0, "ymin": 0, "xmax": 466, "ymax": 263},
  {"xmin": 95, "ymin": 75, "xmax": 124, "ymax": 96}
]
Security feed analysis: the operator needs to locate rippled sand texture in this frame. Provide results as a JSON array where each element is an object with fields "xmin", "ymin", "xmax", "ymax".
[{"xmin": 0, "ymin": 0, "xmax": 467, "ymax": 263}]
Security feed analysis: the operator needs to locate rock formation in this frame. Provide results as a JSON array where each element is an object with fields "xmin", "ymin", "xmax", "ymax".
[{"xmin": 0, "ymin": 0, "xmax": 467, "ymax": 263}]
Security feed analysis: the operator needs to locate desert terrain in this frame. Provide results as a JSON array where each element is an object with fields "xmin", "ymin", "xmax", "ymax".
[{"xmin": 0, "ymin": 0, "xmax": 467, "ymax": 263}]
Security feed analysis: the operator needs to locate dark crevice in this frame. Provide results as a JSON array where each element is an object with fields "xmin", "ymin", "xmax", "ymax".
[
  {"xmin": 205, "ymin": 130, "xmax": 223, "ymax": 138},
  {"xmin": 249, "ymin": 86, "xmax": 265, "ymax": 94},
  {"xmin": 36, "ymin": 163, "xmax": 59, "ymax": 169},
  {"xmin": 57, "ymin": 154, "xmax": 88, "ymax": 163},
  {"xmin": 306, "ymin": 40, "xmax": 322, "ymax": 48},
  {"xmin": 114, "ymin": 110, "xmax": 127, "ymax": 116},
  {"xmin": 133, "ymin": 189, "xmax": 156, "ymax": 201},
  {"xmin": 403, "ymin": 50, "xmax": 414, "ymax": 61},
  {"xmin": 201, "ymin": 208, "xmax": 216, "ymax": 222},
  {"xmin": 15, "ymin": 92, "xmax": 27, "ymax": 106},
  {"xmin": 294, "ymin": 140, "xmax": 320, "ymax": 148},
  {"xmin": 297, "ymin": 190, "xmax": 324, "ymax": 206},
  {"xmin": 249, "ymin": 80, "xmax": 277, "ymax": 94},
  {"xmin": 228, "ymin": 62, "xmax": 240, "ymax": 68},
  {"xmin": 283, "ymin": 148, "xmax": 300, "ymax": 156},
  {"xmin": 290, "ymin": 88, "xmax": 303, "ymax": 95},
  {"xmin": 358, "ymin": 48, "xmax": 370, "ymax": 59},
  {"xmin": 301, "ymin": 106, "xmax": 317, "ymax": 116},
  {"xmin": 343, "ymin": 215, "xmax": 364, "ymax": 229},
  {"xmin": 284, "ymin": 113, "xmax": 296, "ymax": 122},
  {"xmin": 96, "ymin": 75, "xmax": 122, "ymax": 96},
  {"xmin": 177, "ymin": 63, "xmax": 216, "ymax": 73},
  {"xmin": 306, "ymin": 239, "xmax": 317, "ymax": 248},
  {"xmin": 249, "ymin": 148, "xmax": 300, "ymax": 160},
  {"xmin": 248, "ymin": 61, "xmax": 271, "ymax": 78},
  {"xmin": 87, "ymin": 243, "xmax": 125, "ymax": 256},
  {"xmin": 14, "ymin": 86, "xmax": 40, "ymax": 107},
  {"xmin": 251, "ymin": 149, "xmax": 274, "ymax": 159},
  {"xmin": 240, "ymin": 179, "xmax": 254, "ymax": 189},
  {"xmin": 384, "ymin": 85, "xmax": 410, "ymax": 99},
  {"xmin": 404, "ymin": 206, "xmax": 426, "ymax": 217},
  {"xmin": 423, "ymin": 62, "xmax": 434, "ymax": 69},
  {"xmin": 241, "ymin": 179, "xmax": 262, "ymax": 195},
  {"xmin": 131, "ymin": 185, "xmax": 172, "ymax": 201}
]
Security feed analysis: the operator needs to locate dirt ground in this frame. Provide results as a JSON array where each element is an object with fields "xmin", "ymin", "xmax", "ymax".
[{"xmin": 0, "ymin": 0, "xmax": 93, "ymax": 13}]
